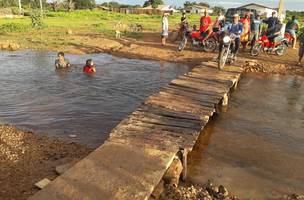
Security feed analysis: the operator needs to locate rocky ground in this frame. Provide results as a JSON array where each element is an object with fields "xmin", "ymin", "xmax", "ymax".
[
  {"xmin": 0, "ymin": 125, "xmax": 92, "ymax": 200},
  {"xmin": 156, "ymin": 182, "xmax": 304, "ymax": 200}
]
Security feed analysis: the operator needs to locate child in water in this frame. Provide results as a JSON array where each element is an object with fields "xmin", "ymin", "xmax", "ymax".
[
  {"xmin": 83, "ymin": 59, "xmax": 96, "ymax": 73},
  {"xmin": 55, "ymin": 52, "xmax": 71, "ymax": 69}
]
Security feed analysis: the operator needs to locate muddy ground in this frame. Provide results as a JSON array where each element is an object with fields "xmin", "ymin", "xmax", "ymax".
[{"xmin": 0, "ymin": 125, "xmax": 92, "ymax": 200}]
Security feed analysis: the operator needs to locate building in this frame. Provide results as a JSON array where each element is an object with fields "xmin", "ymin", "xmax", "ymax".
[
  {"xmin": 142, "ymin": 5, "xmax": 178, "ymax": 13},
  {"xmin": 236, "ymin": 3, "xmax": 277, "ymax": 18},
  {"xmin": 184, "ymin": 5, "xmax": 213, "ymax": 14}
]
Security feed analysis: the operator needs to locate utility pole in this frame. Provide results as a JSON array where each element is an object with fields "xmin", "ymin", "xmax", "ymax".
[
  {"xmin": 18, "ymin": 0, "xmax": 22, "ymax": 15},
  {"xmin": 278, "ymin": 0, "xmax": 284, "ymax": 19},
  {"xmin": 39, "ymin": 0, "xmax": 43, "ymax": 15}
]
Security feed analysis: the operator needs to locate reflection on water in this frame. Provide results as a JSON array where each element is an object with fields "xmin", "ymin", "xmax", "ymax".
[
  {"xmin": 0, "ymin": 50, "xmax": 189, "ymax": 147},
  {"xmin": 188, "ymin": 73, "xmax": 304, "ymax": 199}
]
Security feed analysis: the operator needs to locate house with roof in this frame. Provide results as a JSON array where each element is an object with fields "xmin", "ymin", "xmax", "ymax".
[
  {"xmin": 184, "ymin": 5, "xmax": 213, "ymax": 14},
  {"xmin": 142, "ymin": 5, "xmax": 178, "ymax": 13},
  {"xmin": 236, "ymin": 3, "xmax": 277, "ymax": 18}
]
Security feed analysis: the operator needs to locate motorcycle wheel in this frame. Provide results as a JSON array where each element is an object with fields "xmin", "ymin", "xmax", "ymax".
[
  {"xmin": 203, "ymin": 38, "xmax": 217, "ymax": 52},
  {"xmin": 218, "ymin": 47, "xmax": 229, "ymax": 70},
  {"xmin": 250, "ymin": 44, "xmax": 262, "ymax": 56},
  {"xmin": 275, "ymin": 44, "xmax": 285, "ymax": 56},
  {"xmin": 169, "ymin": 30, "xmax": 179, "ymax": 42},
  {"xmin": 178, "ymin": 37, "xmax": 187, "ymax": 51}
]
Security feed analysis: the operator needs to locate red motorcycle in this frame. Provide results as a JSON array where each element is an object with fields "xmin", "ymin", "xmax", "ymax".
[
  {"xmin": 284, "ymin": 32, "xmax": 295, "ymax": 46},
  {"xmin": 178, "ymin": 29, "xmax": 219, "ymax": 52},
  {"xmin": 250, "ymin": 35, "xmax": 288, "ymax": 56}
]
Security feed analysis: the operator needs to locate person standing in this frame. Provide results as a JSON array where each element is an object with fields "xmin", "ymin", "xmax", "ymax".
[
  {"xmin": 219, "ymin": 14, "xmax": 243, "ymax": 59},
  {"xmin": 200, "ymin": 10, "xmax": 212, "ymax": 39},
  {"xmin": 250, "ymin": 13, "xmax": 262, "ymax": 47},
  {"xmin": 213, "ymin": 11, "xmax": 225, "ymax": 32},
  {"xmin": 286, "ymin": 16, "xmax": 300, "ymax": 49},
  {"xmin": 240, "ymin": 13, "xmax": 250, "ymax": 51},
  {"xmin": 161, "ymin": 13, "xmax": 169, "ymax": 46},
  {"xmin": 297, "ymin": 29, "xmax": 304, "ymax": 66}
]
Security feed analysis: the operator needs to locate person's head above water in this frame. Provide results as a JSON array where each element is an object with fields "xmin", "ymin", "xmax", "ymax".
[
  {"xmin": 58, "ymin": 52, "xmax": 65, "ymax": 58},
  {"xmin": 86, "ymin": 59, "xmax": 94, "ymax": 67}
]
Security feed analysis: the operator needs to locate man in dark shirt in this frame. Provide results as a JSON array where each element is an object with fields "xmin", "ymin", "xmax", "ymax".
[
  {"xmin": 263, "ymin": 11, "xmax": 279, "ymax": 34},
  {"xmin": 266, "ymin": 19, "xmax": 283, "ymax": 47}
]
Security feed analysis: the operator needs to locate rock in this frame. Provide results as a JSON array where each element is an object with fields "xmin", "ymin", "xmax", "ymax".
[
  {"xmin": 67, "ymin": 29, "xmax": 73, "ymax": 35},
  {"xmin": 68, "ymin": 134, "xmax": 77, "ymax": 138},
  {"xmin": 34, "ymin": 178, "xmax": 51, "ymax": 189},
  {"xmin": 218, "ymin": 185, "xmax": 229, "ymax": 197},
  {"xmin": 9, "ymin": 43, "xmax": 20, "ymax": 51},
  {"xmin": 1, "ymin": 43, "xmax": 9, "ymax": 50},
  {"xmin": 163, "ymin": 157, "xmax": 183, "ymax": 187}
]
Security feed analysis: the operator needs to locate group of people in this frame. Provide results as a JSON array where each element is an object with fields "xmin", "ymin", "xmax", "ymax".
[
  {"xmin": 55, "ymin": 52, "xmax": 96, "ymax": 73},
  {"xmin": 160, "ymin": 10, "xmax": 304, "ymax": 66}
]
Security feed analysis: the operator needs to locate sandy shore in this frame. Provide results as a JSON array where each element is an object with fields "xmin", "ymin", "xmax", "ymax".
[{"xmin": 0, "ymin": 125, "xmax": 92, "ymax": 200}]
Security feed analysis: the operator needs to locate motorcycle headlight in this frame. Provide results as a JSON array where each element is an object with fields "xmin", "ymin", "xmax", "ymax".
[{"xmin": 223, "ymin": 36, "xmax": 230, "ymax": 44}]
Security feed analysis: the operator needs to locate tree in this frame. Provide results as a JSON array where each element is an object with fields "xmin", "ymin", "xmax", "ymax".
[
  {"xmin": 184, "ymin": 1, "xmax": 210, "ymax": 8},
  {"xmin": 73, "ymin": 0, "xmax": 95, "ymax": 9},
  {"xmin": 213, "ymin": 6, "xmax": 225, "ymax": 15},
  {"xmin": 198, "ymin": 2, "xmax": 209, "ymax": 8},
  {"xmin": 143, "ymin": 0, "xmax": 164, "ymax": 8}
]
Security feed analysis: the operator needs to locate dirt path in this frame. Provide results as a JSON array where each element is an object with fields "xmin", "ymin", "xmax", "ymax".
[{"xmin": 0, "ymin": 125, "xmax": 92, "ymax": 200}]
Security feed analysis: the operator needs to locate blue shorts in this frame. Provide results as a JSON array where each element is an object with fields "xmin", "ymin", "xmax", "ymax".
[{"xmin": 286, "ymin": 29, "xmax": 296, "ymax": 37}]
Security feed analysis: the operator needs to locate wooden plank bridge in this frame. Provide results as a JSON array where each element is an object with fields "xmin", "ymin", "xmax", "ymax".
[{"xmin": 30, "ymin": 61, "xmax": 243, "ymax": 200}]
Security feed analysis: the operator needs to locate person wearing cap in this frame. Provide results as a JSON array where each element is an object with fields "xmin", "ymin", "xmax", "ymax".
[
  {"xmin": 219, "ymin": 14, "xmax": 243, "ymax": 59},
  {"xmin": 263, "ymin": 11, "xmax": 279, "ymax": 34},
  {"xmin": 161, "ymin": 12, "xmax": 169, "ymax": 46},
  {"xmin": 250, "ymin": 13, "xmax": 262, "ymax": 47}
]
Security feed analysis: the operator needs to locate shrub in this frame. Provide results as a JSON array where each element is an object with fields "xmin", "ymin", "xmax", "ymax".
[
  {"xmin": 0, "ymin": 23, "xmax": 30, "ymax": 34},
  {"xmin": 30, "ymin": 11, "xmax": 44, "ymax": 28}
]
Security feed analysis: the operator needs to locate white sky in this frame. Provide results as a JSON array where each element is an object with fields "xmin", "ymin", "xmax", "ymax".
[{"xmin": 96, "ymin": 0, "xmax": 304, "ymax": 11}]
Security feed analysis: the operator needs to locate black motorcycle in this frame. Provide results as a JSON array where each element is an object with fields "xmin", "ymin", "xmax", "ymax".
[{"xmin": 218, "ymin": 32, "xmax": 237, "ymax": 70}]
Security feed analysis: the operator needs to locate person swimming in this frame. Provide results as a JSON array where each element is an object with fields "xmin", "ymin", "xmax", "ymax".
[
  {"xmin": 55, "ymin": 52, "xmax": 71, "ymax": 69},
  {"xmin": 83, "ymin": 59, "xmax": 96, "ymax": 73}
]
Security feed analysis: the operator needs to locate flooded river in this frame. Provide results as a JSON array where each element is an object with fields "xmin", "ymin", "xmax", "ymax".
[
  {"xmin": 0, "ymin": 50, "xmax": 189, "ymax": 147},
  {"xmin": 188, "ymin": 73, "xmax": 304, "ymax": 199}
]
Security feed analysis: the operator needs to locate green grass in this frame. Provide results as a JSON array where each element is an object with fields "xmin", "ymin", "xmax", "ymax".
[{"xmin": 0, "ymin": 10, "xmax": 209, "ymax": 35}]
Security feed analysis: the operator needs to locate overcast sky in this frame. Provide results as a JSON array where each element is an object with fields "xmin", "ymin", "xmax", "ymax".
[{"xmin": 96, "ymin": 0, "xmax": 304, "ymax": 11}]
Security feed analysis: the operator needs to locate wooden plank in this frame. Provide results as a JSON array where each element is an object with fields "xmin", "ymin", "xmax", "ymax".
[
  {"xmin": 170, "ymin": 80, "xmax": 225, "ymax": 96},
  {"xmin": 138, "ymin": 104, "xmax": 207, "ymax": 122},
  {"xmin": 145, "ymin": 99, "xmax": 214, "ymax": 117},
  {"xmin": 161, "ymin": 86, "xmax": 221, "ymax": 103},
  {"xmin": 147, "ymin": 93, "xmax": 215, "ymax": 113}
]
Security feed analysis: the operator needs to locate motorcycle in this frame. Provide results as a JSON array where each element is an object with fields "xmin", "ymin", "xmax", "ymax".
[
  {"xmin": 218, "ymin": 33, "xmax": 236, "ymax": 70},
  {"xmin": 169, "ymin": 23, "xmax": 188, "ymax": 43},
  {"xmin": 250, "ymin": 35, "xmax": 288, "ymax": 56},
  {"xmin": 178, "ymin": 29, "xmax": 219, "ymax": 52},
  {"xmin": 284, "ymin": 32, "xmax": 295, "ymax": 46}
]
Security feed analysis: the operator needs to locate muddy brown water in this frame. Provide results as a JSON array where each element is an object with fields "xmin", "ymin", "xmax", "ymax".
[
  {"xmin": 0, "ymin": 50, "xmax": 190, "ymax": 148},
  {"xmin": 188, "ymin": 73, "xmax": 304, "ymax": 199}
]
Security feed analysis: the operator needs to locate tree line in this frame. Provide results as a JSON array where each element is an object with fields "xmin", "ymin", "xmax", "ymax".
[{"xmin": 0, "ymin": 0, "xmax": 96, "ymax": 10}]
